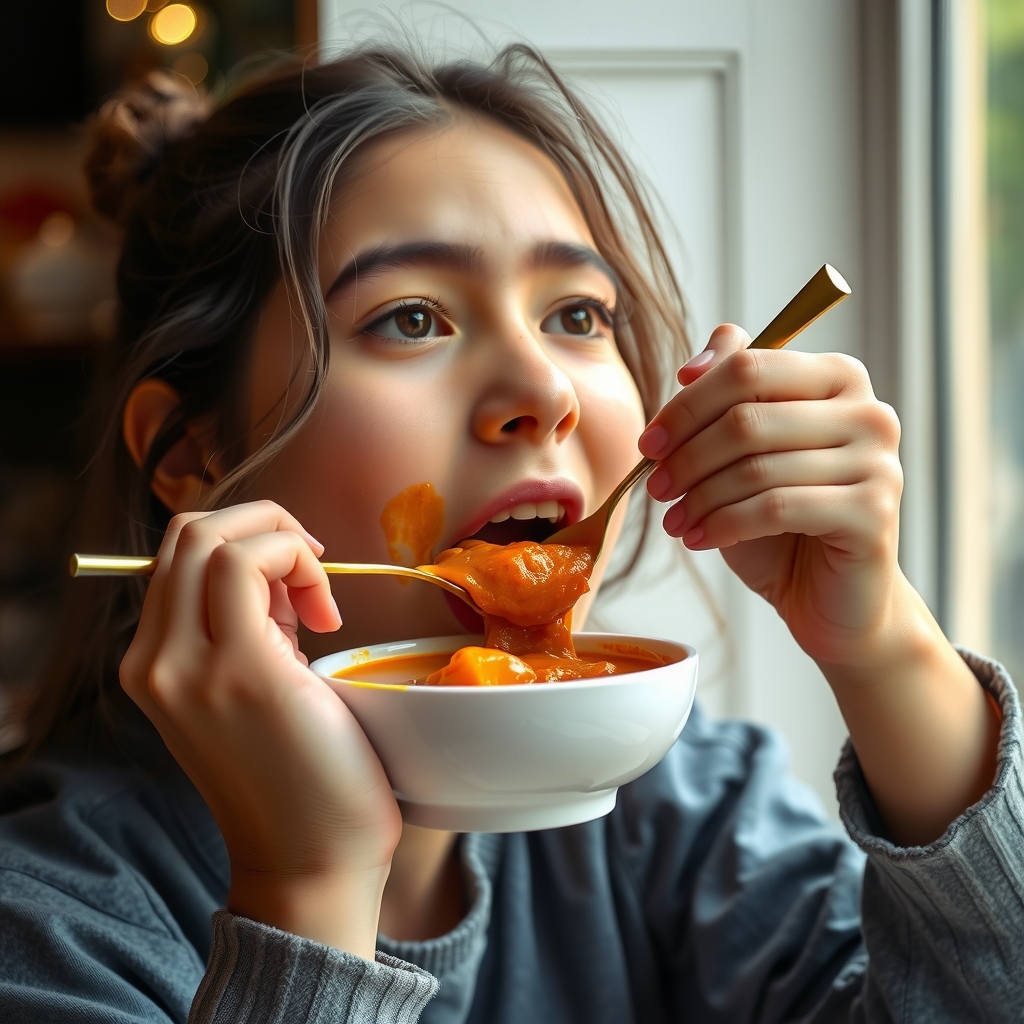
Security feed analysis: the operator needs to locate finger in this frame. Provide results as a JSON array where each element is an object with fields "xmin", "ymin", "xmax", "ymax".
[
  {"xmin": 162, "ymin": 501, "xmax": 324, "ymax": 652},
  {"xmin": 267, "ymin": 578, "xmax": 309, "ymax": 664},
  {"xmin": 647, "ymin": 399, "xmax": 860, "ymax": 503},
  {"xmin": 640, "ymin": 350, "xmax": 872, "ymax": 461},
  {"xmin": 662, "ymin": 447, "xmax": 875, "ymax": 537},
  {"xmin": 678, "ymin": 481, "xmax": 897, "ymax": 553},
  {"xmin": 204, "ymin": 530, "xmax": 339, "ymax": 652},
  {"xmin": 120, "ymin": 510, "xmax": 214, "ymax": 710},
  {"xmin": 677, "ymin": 323, "xmax": 751, "ymax": 386}
]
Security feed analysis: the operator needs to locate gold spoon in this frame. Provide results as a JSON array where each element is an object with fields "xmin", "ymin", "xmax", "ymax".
[
  {"xmin": 545, "ymin": 263, "xmax": 851, "ymax": 558},
  {"xmin": 70, "ymin": 554, "xmax": 487, "ymax": 616},
  {"xmin": 71, "ymin": 264, "xmax": 849, "ymax": 597}
]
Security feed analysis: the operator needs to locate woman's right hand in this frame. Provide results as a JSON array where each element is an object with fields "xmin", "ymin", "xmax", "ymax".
[{"xmin": 119, "ymin": 501, "xmax": 402, "ymax": 959}]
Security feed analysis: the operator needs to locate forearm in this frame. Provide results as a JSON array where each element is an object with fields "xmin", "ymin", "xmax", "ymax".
[{"xmin": 821, "ymin": 573, "xmax": 1000, "ymax": 846}]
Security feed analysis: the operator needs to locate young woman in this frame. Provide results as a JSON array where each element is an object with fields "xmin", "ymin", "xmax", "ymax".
[{"xmin": 1, "ymin": 46, "xmax": 1021, "ymax": 1023}]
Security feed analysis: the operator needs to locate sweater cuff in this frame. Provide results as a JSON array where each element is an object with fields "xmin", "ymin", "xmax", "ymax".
[
  {"xmin": 835, "ymin": 648, "xmax": 1023, "ymax": 859},
  {"xmin": 189, "ymin": 910, "xmax": 438, "ymax": 1024}
]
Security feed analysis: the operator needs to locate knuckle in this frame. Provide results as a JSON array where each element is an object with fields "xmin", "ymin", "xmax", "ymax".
[
  {"xmin": 147, "ymin": 659, "xmax": 178, "ymax": 706},
  {"xmin": 727, "ymin": 348, "xmax": 762, "ymax": 389},
  {"xmin": 727, "ymin": 402, "xmax": 761, "ymax": 442},
  {"xmin": 763, "ymin": 488, "xmax": 789, "ymax": 524},
  {"xmin": 174, "ymin": 518, "xmax": 210, "ymax": 553},
  {"xmin": 832, "ymin": 353, "xmax": 871, "ymax": 392},
  {"xmin": 741, "ymin": 453, "xmax": 772, "ymax": 487},
  {"xmin": 168, "ymin": 511, "xmax": 204, "ymax": 535},
  {"xmin": 875, "ymin": 402, "xmax": 902, "ymax": 444}
]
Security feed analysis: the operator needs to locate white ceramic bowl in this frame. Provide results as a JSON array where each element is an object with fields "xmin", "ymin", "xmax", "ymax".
[{"xmin": 311, "ymin": 633, "xmax": 697, "ymax": 833}]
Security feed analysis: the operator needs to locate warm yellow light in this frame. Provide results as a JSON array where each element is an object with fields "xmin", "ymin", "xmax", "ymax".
[
  {"xmin": 146, "ymin": 0, "xmax": 169, "ymax": 10},
  {"xmin": 150, "ymin": 4, "xmax": 196, "ymax": 45},
  {"xmin": 172, "ymin": 52, "xmax": 208, "ymax": 85},
  {"xmin": 106, "ymin": 0, "xmax": 147, "ymax": 21}
]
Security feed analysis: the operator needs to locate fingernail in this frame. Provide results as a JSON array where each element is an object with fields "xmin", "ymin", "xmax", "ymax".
[
  {"xmin": 683, "ymin": 349, "xmax": 715, "ymax": 371},
  {"xmin": 303, "ymin": 529, "xmax": 325, "ymax": 555},
  {"xmin": 329, "ymin": 595, "xmax": 342, "ymax": 626},
  {"xmin": 682, "ymin": 526, "xmax": 705, "ymax": 548},
  {"xmin": 647, "ymin": 466, "xmax": 671, "ymax": 500},
  {"xmin": 638, "ymin": 423, "xmax": 669, "ymax": 459},
  {"xmin": 663, "ymin": 502, "xmax": 687, "ymax": 533}
]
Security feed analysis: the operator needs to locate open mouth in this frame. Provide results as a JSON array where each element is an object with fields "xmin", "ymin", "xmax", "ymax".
[{"xmin": 460, "ymin": 501, "xmax": 567, "ymax": 547}]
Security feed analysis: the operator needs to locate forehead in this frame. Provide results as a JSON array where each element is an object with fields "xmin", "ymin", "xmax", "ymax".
[{"xmin": 323, "ymin": 116, "xmax": 596, "ymax": 262}]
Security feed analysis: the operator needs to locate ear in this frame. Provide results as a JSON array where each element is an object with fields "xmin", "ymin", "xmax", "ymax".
[{"xmin": 122, "ymin": 378, "xmax": 224, "ymax": 513}]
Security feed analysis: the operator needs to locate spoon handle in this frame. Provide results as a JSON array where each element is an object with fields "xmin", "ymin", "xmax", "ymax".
[
  {"xmin": 627, "ymin": 263, "xmax": 851, "ymax": 483},
  {"xmin": 750, "ymin": 263, "xmax": 850, "ymax": 350},
  {"xmin": 73, "ymin": 554, "xmax": 425, "ymax": 580}
]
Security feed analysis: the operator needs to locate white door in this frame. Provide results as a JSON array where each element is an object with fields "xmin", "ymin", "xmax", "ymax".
[{"xmin": 318, "ymin": 0, "xmax": 895, "ymax": 815}]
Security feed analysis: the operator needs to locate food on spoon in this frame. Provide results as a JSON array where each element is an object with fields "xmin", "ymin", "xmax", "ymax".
[
  {"xmin": 372, "ymin": 484, "xmax": 658, "ymax": 686},
  {"xmin": 424, "ymin": 538, "xmax": 619, "ymax": 684}
]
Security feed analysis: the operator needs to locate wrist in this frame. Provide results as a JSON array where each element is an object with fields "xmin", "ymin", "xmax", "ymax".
[
  {"xmin": 818, "ymin": 570, "xmax": 950, "ymax": 694},
  {"xmin": 228, "ymin": 863, "xmax": 391, "ymax": 960},
  {"xmin": 817, "ymin": 571, "xmax": 1000, "ymax": 845}
]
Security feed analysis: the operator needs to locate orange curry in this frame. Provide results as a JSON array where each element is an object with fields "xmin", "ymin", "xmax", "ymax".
[
  {"xmin": 370, "ymin": 483, "xmax": 663, "ymax": 686},
  {"xmin": 424, "ymin": 538, "xmax": 620, "ymax": 684}
]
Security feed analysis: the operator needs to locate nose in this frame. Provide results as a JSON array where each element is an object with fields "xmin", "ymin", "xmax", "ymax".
[{"xmin": 472, "ymin": 331, "xmax": 580, "ymax": 447}]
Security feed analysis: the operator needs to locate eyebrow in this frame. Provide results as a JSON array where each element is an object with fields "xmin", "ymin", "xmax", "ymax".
[
  {"xmin": 324, "ymin": 238, "xmax": 617, "ymax": 299},
  {"xmin": 527, "ymin": 240, "xmax": 618, "ymax": 289},
  {"xmin": 325, "ymin": 241, "xmax": 484, "ymax": 299}
]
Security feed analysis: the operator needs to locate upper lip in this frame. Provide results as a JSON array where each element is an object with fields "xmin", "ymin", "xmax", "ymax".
[{"xmin": 445, "ymin": 477, "xmax": 586, "ymax": 549}]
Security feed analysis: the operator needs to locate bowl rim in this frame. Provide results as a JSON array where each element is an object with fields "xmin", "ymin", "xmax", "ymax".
[{"xmin": 311, "ymin": 632, "xmax": 697, "ymax": 694}]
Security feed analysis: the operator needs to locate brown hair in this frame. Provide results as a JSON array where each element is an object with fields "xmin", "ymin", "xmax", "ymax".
[{"xmin": 21, "ymin": 44, "xmax": 692, "ymax": 757}]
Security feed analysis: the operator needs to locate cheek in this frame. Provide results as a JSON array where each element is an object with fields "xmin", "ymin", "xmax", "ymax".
[
  {"xmin": 574, "ymin": 363, "xmax": 647, "ymax": 489},
  {"xmin": 254, "ymin": 368, "xmax": 465, "ymax": 559}
]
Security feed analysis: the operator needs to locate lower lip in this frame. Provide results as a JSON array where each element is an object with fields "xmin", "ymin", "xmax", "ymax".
[{"xmin": 445, "ymin": 591, "xmax": 485, "ymax": 634}]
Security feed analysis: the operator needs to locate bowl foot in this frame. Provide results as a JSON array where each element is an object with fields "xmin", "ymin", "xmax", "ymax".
[{"xmin": 397, "ymin": 788, "xmax": 617, "ymax": 833}]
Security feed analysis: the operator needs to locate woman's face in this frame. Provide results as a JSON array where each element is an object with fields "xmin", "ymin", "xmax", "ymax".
[{"xmin": 247, "ymin": 116, "xmax": 647, "ymax": 655}]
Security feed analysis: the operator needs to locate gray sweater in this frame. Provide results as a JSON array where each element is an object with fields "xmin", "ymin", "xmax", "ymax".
[{"xmin": 1, "ymin": 650, "xmax": 1022, "ymax": 1023}]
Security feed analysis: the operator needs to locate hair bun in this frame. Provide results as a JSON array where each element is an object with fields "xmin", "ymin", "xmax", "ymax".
[{"xmin": 85, "ymin": 71, "xmax": 212, "ymax": 225}]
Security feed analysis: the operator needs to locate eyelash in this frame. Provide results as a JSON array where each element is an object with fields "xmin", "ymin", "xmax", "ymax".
[
  {"xmin": 358, "ymin": 295, "xmax": 617, "ymax": 339},
  {"xmin": 360, "ymin": 296, "xmax": 453, "ymax": 338}
]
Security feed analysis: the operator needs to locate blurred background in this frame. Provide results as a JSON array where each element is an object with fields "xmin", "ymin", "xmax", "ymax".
[
  {"xmin": 0, "ymin": 0, "xmax": 308, "ymax": 751},
  {"xmin": 0, "ymin": 0, "xmax": 1018, "ymax": 817}
]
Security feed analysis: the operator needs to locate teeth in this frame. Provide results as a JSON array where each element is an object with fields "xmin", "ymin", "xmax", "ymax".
[{"xmin": 488, "ymin": 501, "xmax": 566, "ymax": 525}]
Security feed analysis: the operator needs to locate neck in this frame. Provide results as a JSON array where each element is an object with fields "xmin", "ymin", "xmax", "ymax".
[{"xmin": 378, "ymin": 824, "xmax": 466, "ymax": 942}]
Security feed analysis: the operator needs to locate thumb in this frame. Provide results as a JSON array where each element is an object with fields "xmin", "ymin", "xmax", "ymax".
[{"xmin": 677, "ymin": 323, "xmax": 752, "ymax": 385}]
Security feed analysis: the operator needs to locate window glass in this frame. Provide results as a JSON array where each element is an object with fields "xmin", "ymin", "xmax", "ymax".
[{"xmin": 989, "ymin": 0, "xmax": 1024, "ymax": 681}]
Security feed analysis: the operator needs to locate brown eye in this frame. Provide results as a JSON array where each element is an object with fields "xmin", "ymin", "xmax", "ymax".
[
  {"xmin": 540, "ymin": 301, "xmax": 611, "ymax": 339},
  {"xmin": 395, "ymin": 308, "xmax": 432, "ymax": 338},
  {"xmin": 561, "ymin": 306, "xmax": 593, "ymax": 335},
  {"xmin": 363, "ymin": 302, "xmax": 453, "ymax": 343}
]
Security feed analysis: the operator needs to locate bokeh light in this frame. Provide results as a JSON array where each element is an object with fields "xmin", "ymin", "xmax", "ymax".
[
  {"xmin": 38, "ymin": 212, "xmax": 75, "ymax": 248},
  {"xmin": 172, "ymin": 52, "xmax": 208, "ymax": 85},
  {"xmin": 149, "ymin": 4, "xmax": 197, "ymax": 45},
  {"xmin": 106, "ymin": 0, "xmax": 147, "ymax": 21}
]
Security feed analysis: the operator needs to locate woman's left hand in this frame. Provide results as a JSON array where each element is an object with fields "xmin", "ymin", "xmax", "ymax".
[{"xmin": 639, "ymin": 324, "xmax": 905, "ymax": 669}]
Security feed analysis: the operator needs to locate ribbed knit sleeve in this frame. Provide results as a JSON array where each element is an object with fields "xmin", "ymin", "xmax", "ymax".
[
  {"xmin": 188, "ymin": 911, "xmax": 438, "ymax": 1024},
  {"xmin": 835, "ymin": 649, "xmax": 1024, "ymax": 1021}
]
